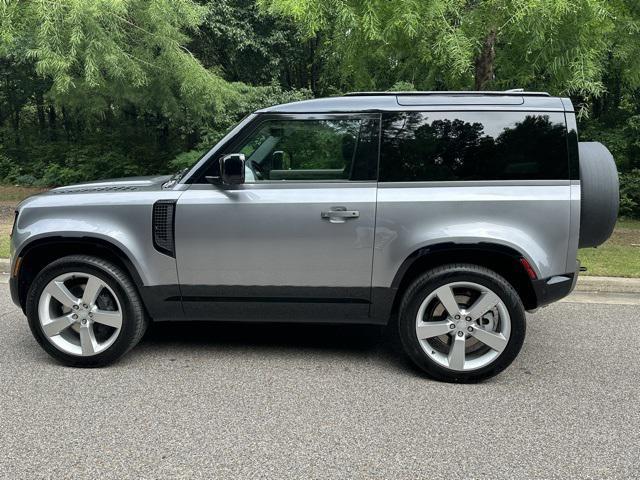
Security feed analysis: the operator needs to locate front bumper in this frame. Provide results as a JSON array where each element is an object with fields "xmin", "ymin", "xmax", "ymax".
[
  {"xmin": 8, "ymin": 249, "xmax": 23, "ymax": 310},
  {"xmin": 531, "ymin": 264, "xmax": 579, "ymax": 309},
  {"xmin": 9, "ymin": 275, "xmax": 21, "ymax": 309}
]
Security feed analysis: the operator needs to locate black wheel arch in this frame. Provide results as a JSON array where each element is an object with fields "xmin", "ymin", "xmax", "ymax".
[
  {"xmin": 373, "ymin": 242, "xmax": 539, "ymax": 323},
  {"xmin": 14, "ymin": 236, "xmax": 144, "ymax": 313}
]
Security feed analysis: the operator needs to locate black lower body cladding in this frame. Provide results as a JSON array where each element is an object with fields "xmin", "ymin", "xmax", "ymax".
[{"xmin": 578, "ymin": 142, "xmax": 619, "ymax": 248}]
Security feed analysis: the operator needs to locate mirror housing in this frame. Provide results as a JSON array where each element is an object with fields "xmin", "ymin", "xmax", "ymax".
[{"xmin": 220, "ymin": 153, "xmax": 245, "ymax": 185}]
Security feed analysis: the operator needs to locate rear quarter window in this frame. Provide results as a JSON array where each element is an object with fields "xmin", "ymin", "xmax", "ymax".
[{"xmin": 379, "ymin": 111, "xmax": 569, "ymax": 181}]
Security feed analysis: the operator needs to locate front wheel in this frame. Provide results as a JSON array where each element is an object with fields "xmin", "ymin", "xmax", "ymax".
[
  {"xmin": 26, "ymin": 255, "xmax": 147, "ymax": 367},
  {"xmin": 398, "ymin": 264, "xmax": 526, "ymax": 383}
]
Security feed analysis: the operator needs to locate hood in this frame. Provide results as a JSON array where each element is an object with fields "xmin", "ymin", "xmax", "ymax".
[
  {"xmin": 16, "ymin": 174, "xmax": 176, "ymax": 211},
  {"xmin": 49, "ymin": 174, "xmax": 173, "ymax": 194}
]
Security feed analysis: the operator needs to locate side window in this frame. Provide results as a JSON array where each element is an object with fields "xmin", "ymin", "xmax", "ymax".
[
  {"xmin": 225, "ymin": 117, "xmax": 379, "ymax": 182},
  {"xmin": 380, "ymin": 111, "xmax": 569, "ymax": 181}
]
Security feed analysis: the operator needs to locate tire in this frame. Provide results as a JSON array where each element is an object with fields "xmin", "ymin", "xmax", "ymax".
[
  {"xmin": 397, "ymin": 264, "xmax": 526, "ymax": 383},
  {"xmin": 26, "ymin": 255, "xmax": 147, "ymax": 367},
  {"xmin": 578, "ymin": 142, "xmax": 619, "ymax": 248}
]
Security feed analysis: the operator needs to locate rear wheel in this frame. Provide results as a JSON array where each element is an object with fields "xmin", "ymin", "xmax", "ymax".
[
  {"xmin": 398, "ymin": 264, "xmax": 526, "ymax": 382},
  {"xmin": 26, "ymin": 255, "xmax": 147, "ymax": 367}
]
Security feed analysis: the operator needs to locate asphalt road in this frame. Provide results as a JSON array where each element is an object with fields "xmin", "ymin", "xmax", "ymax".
[{"xmin": 0, "ymin": 283, "xmax": 638, "ymax": 479}]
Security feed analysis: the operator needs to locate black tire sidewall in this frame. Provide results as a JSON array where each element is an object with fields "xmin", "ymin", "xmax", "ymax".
[
  {"xmin": 578, "ymin": 142, "xmax": 619, "ymax": 248},
  {"xmin": 398, "ymin": 265, "xmax": 526, "ymax": 383},
  {"xmin": 26, "ymin": 257, "xmax": 141, "ymax": 367}
]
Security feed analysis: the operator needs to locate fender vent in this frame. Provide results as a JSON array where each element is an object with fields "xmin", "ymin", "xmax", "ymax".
[
  {"xmin": 53, "ymin": 185, "xmax": 139, "ymax": 194},
  {"xmin": 153, "ymin": 200, "xmax": 176, "ymax": 257}
]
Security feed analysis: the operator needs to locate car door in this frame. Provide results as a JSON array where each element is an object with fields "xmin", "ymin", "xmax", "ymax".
[{"xmin": 175, "ymin": 113, "xmax": 380, "ymax": 322}]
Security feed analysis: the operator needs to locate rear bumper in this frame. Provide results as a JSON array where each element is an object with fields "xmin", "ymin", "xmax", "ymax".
[{"xmin": 531, "ymin": 263, "xmax": 579, "ymax": 309}]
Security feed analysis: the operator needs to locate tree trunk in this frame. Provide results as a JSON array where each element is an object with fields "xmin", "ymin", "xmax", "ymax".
[
  {"xmin": 61, "ymin": 106, "xmax": 71, "ymax": 141},
  {"xmin": 47, "ymin": 105, "xmax": 56, "ymax": 127},
  {"xmin": 308, "ymin": 32, "xmax": 322, "ymax": 95},
  {"xmin": 474, "ymin": 30, "xmax": 497, "ymax": 91},
  {"xmin": 36, "ymin": 91, "xmax": 46, "ymax": 130},
  {"xmin": 12, "ymin": 107, "xmax": 20, "ymax": 146}
]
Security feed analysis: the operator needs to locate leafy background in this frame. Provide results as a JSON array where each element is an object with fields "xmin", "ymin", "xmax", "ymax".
[{"xmin": 0, "ymin": 0, "xmax": 639, "ymax": 217}]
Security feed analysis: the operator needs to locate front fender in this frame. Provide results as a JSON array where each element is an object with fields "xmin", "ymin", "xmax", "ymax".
[{"xmin": 12, "ymin": 191, "xmax": 182, "ymax": 286}]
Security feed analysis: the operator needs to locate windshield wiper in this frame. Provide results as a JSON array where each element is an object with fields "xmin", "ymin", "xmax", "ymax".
[{"xmin": 162, "ymin": 168, "xmax": 188, "ymax": 189}]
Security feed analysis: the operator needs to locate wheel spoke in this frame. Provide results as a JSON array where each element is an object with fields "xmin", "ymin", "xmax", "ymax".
[
  {"xmin": 448, "ymin": 334, "xmax": 466, "ymax": 370},
  {"xmin": 42, "ymin": 314, "xmax": 75, "ymax": 337},
  {"xmin": 416, "ymin": 320, "xmax": 454, "ymax": 339},
  {"xmin": 79, "ymin": 325, "xmax": 98, "ymax": 355},
  {"xmin": 82, "ymin": 277, "xmax": 104, "ymax": 306},
  {"xmin": 92, "ymin": 310, "xmax": 122, "ymax": 329},
  {"xmin": 470, "ymin": 327, "xmax": 508, "ymax": 353},
  {"xmin": 44, "ymin": 281, "xmax": 79, "ymax": 308},
  {"xmin": 434, "ymin": 285, "xmax": 461, "ymax": 318},
  {"xmin": 466, "ymin": 291, "xmax": 500, "ymax": 321}
]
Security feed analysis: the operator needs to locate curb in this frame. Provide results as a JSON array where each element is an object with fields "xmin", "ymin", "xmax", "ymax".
[
  {"xmin": 575, "ymin": 275, "xmax": 640, "ymax": 294},
  {"xmin": 0, "ymin": 257, "xmax": 639, "ymax": 294}
]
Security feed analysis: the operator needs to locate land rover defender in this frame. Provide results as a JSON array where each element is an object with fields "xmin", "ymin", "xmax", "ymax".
[{"xmin": 9, "ymin": 91, "xmax": 619, "ymax": 382}]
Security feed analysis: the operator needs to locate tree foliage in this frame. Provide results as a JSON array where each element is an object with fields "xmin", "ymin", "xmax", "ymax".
[
  {"xmin": 0, "ymin": 0, "xmax": 639, "ymax": 217},
  {"xmin": 0, "ymin": 0, "xmax": 309, "ymax": 185},
  {"xmin": 260, "ymin": 0, "xmax": 640, "ymax": 99},
  {"xmin": 1, "ymin": 0, "xmax": 238, "ymax": 117}
]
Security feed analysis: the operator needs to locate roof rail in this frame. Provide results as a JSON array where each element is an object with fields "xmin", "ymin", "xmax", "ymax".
[{"xmin": 345, "ymin": 90, "xmax": 551, "ymax": 97}]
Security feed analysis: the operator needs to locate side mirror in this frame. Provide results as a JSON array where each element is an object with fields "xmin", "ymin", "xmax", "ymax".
[{"xmin": 220, "ymin": 153, "xmax": 245, "ymax": 185}]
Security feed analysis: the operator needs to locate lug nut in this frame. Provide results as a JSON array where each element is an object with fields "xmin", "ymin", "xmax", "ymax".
[
  {"xmin": 82, "ymin": 304, "xmax": 88, "ymax": 309},
  {"xmin": 467, "ymin": 326, "xmax": 473, "ymax": 332},
  {"xmin": 449, "ymin": 324, "xmax": 455, "ymax": 329},
  {"xmin": 72, "ymin": 305, "xmax": 79, "ymax": 310},
  {"xmin": 466, "ymin": 316, "xmax": 472, "ymax": 321},
  {"xmin": 72, "ymin": 314, "xmax": 78, "ymax": 320},
  {"xmin": 457, "ymin": 331, "xmax": 464, "ymax": 337},
  {"xmin": 81, "ymin": 319, "xmax": 87, "ymax": 325},
  {"xmin": 454, "ymin": 315, "xmax": 461, "ymax": 320}
]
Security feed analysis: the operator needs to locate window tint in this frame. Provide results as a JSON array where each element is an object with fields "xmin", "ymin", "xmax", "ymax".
[
  {"xmin": 380, "ymin": 112, "xmax": 568, "ymax": 181},
  {"xmin": 219, "ymin": 117, "xmax": 379, "ymax": 182}
]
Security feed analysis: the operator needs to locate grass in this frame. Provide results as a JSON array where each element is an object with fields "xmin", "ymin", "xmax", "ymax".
[
  {"xmin": 0, "ymin": 185, "xmax": 638, "ymax": 277},
  {"xmin": 0, "ymin": 185, "xmax": 47, "ymax": 258},
  {"xmin": 0, "ymin": 184, "xmax": 47, "ymax": 202},
  {"xmin": 578, "ymin": 219, "xmax": 640, "ymax": 277},
  {"xmin": 0, "ymin": 230, "xmax": 10, "ymax": 259}
]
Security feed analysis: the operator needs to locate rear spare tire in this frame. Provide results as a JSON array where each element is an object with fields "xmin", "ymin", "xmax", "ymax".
[{"xmin": 578, "ymin": 142, "xmax": 619, "ymax": 248}]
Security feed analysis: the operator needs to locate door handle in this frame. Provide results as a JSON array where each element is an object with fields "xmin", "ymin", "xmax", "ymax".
[{"xmin": 321, "ymin": 206, "xmax": 360, "ymax": 223}]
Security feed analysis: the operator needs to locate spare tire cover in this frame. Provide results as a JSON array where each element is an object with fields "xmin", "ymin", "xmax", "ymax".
[{"xmin": 578, "ymin": 142, "xmax": 619, "ymax": 248}]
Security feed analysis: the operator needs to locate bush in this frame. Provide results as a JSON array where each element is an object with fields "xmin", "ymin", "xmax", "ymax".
[
  {"xmin": 14, "ymin": 174, "xmax": 38, "ymax": 186},
  {"xmin": 169, "ymin": 150, "xmax": 207, "ymax": 171},
  {"xmin": 620, "ymin": 169, "xmax": 640, "ymax": 218},
  {"xmin": 0, "ymin": 148, "xmax": 19, "ymax": 180},
  {"xmin": 387, "ymin": 81, "xmax": 417, "ymax": 91}
]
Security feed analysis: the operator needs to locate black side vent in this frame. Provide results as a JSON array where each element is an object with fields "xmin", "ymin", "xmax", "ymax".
[
  {"xmin": 153, "ymin": 200, "xmax": 177, "ymax": 257},
  {"xmin": 53, "ymin": 185, "xmax": 140, "ymax": 194}
]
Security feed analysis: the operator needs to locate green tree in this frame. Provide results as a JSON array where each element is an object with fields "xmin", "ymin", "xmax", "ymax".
[
  {"xmin": 0, "ymin": 0, "xmax": 309, "ymax": 185},
  {"xmin": 190, "ymin": 0, "xmax": 329, "ymax": 94},
  {"xmin": 0, "ymin": 0, "xmax": 236, "ymax": 118},
  {"xmin": 259, "ymin": 0, "xmax": 640, "ymax": 100}
]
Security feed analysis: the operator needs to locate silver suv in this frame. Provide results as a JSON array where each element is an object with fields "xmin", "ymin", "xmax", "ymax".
[{"xmin": 9, "ymin": 91, "xmax": 619, "ymax": 382}]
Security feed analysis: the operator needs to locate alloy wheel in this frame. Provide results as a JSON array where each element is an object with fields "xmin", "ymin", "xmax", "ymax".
[
  {"xmin": 415, "ymin": 281, "xmax": 511, "ymax": 371},
  {"xmin": 38, "ymin": 272, "xmax": 123, "ymax": 356}
]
